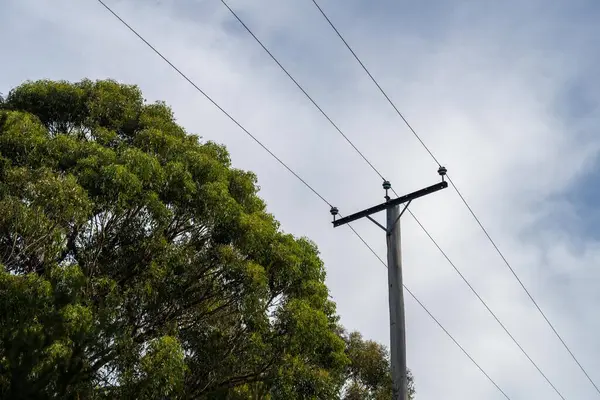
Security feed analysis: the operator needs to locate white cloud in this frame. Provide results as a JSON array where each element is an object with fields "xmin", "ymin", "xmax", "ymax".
[{"xmin": 3, "ymin": 0, "xmax": 600, "ymax": 398}]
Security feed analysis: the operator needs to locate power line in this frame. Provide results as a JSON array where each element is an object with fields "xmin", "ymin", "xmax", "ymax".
[
  {"xmin": 348, "ymin": 224, "xmax": 511, "ymax": 400},
  {"xmin": 408, "ymin": 210, "xmax": 564, "ymax": 398},
  {"xmin": 93, "ymin": 1, "xmax": 511, "ymax": 397},
  {"xmin": 94, "ymin": 0, "xmax": 330, "ymax": 207},
  {"xmin": 449, "ymin": 180, "xmax": 598, "ymax": 394},
  {"xmin": 310, "ymin": 0, "xmax": 599, "ymax": 396},
  {"xmin": 219, "ymin": 0, "xmax": 386, "ymax": 182},
  {"xmin": 309, "ymin": 0, "xmax": 441, "ymax": 167},
  {"xmin": 217, "ymin": 1, "xmax": 565, "ymax": 398}
]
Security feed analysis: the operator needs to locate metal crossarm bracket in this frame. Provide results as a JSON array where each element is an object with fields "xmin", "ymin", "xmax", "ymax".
[
  {"xmin": 391, "ymin": 200, "xmax": 412, "ymax": 231},
  {"xmin": 332, "ymin": 181, "xmax": 447, "ymax": 228},
  {"xmin": 366, "ymin": 215, "xmax": 386, "ymax": 232},
  {"xmin": 367, "ymin": 199, "xmax": 412, "ymax": 234}
]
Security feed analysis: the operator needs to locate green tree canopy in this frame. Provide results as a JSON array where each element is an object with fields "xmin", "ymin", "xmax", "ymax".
[
  {"xmin": 0, "ymin": 79, "xmax": 415, "ymax": 400},
  {"xmin": 341, "ymin": 331, "xmax": 414, "ymax": 400},
  {"xmin": 0, "ymin": 79, "xmax": 351, "ymax": 399}
]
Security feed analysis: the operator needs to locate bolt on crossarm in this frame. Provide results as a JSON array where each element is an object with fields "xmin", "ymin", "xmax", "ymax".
[{"xmin": 330, "ymin": 167, "xmax": 448, "ymax": 400}]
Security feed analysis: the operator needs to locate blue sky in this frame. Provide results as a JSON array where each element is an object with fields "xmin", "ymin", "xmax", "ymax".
[{"xmin": 3, "ymin": 0, "xmax": 600, "ymax": 398}]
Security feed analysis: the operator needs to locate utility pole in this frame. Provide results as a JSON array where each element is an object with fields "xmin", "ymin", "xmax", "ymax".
[{"xmin": 330, "ymin": 167, "xmax": 448, "ymax": 400}]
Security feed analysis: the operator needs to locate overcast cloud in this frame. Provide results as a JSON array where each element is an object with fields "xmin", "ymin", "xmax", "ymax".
[{"xmin": 3, "ymin": 0, "xmax": 600, "ymax": 398}]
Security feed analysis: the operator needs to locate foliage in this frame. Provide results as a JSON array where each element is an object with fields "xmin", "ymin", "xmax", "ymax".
[
  {"xmin": 0, "ymin": 79, "xmax": 352, "ymax": 399},
  {"xmin": 341, "ymin": 331, "xmax": 415, "ymax": 400}
]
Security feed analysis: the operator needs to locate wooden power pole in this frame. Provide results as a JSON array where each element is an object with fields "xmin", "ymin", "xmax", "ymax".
[{"xmin": 330, "ymin": 167, "xmax": 448, "ymax": 399}]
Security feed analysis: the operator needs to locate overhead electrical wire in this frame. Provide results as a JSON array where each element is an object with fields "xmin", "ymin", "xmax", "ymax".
[
  {"xmin": 309, "ymin": 0, "xmax": 600, "ymax": 396},
  {"xmin": 217, "ymin": 1, "xmax": 565, "ymax": 398},
  {"xmin": 93, "ymin": 0, "xmax": 510, "ymax": 397},
  {"xmin": 349, "ymin": 224, "xmax": 511, "ymax": 400},
  {"xmin": 218, "ymin": 0, "xmax": 387, "ymax": 182}
]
